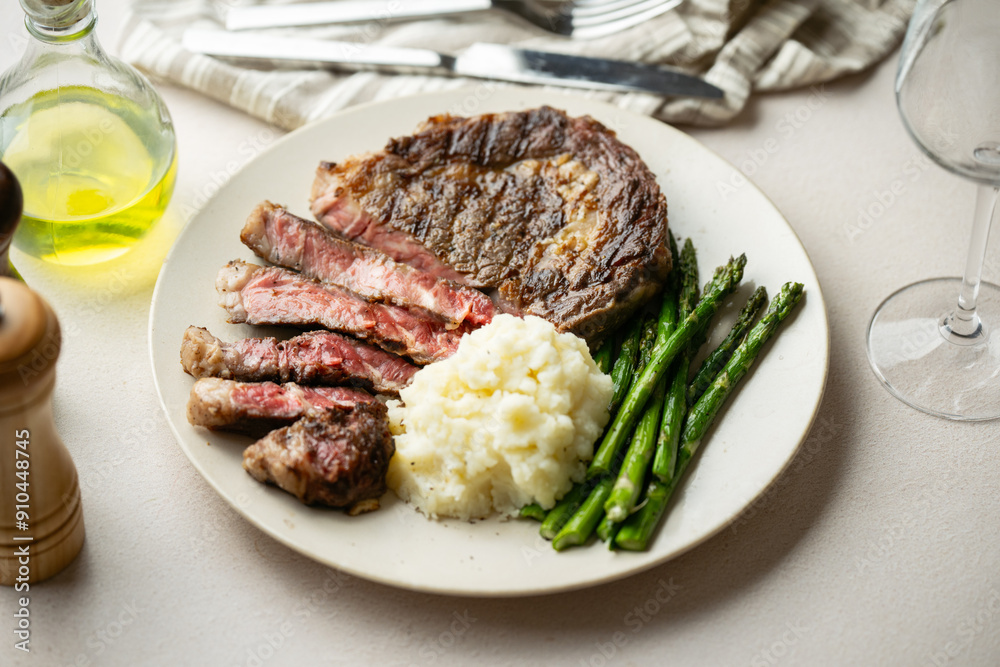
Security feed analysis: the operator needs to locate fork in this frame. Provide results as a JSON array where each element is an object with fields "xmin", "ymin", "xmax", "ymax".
[{"xmin": 224, "ymin": 0, "xmax": 683, "ymax": 40}]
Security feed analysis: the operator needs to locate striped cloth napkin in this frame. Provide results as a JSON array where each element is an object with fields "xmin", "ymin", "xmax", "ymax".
[{"xmin": 119, "ymin": 0, "xmax": 916, "ymax": 130}]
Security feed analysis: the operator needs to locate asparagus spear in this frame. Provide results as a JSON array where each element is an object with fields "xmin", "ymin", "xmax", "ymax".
[
  {"xmin": 593, "ymin": 336, "xmax": 616, "ymax": 375},
  {"xmin": 596, "ymin": 516, "xmax": 614, "ymax": 542},
  {"xmin": 588, "ymin": 254, "xmax": 747, "ymax": 479},
  {"xmin": 615, "ymin": 282, "xmax": 805, "ymax": 550},
  {"xmin": 596, "ymin": 514, "xmax": 623, "ymax": 545},
  {"xmin": 607, "ymin": 317, "xmax": 644, "ymax": 415},
  {"xmin": 657, "ymin": 231, "xmax": 682, "ymax": 342},
  {"xmin": 652, "ymin": 363, "xmax": 686, "ymax": 481},
  {"xmin": 613, "ymin": 478, "xmax": 671, "ymax": 550},
  {"xmin": 675, "ymin": 239, "xmax": 701, "ymax": 326},
  {"xmin": 683, "ymin": 282, "xmax": 804, "ymax": 447},
  {"xmin": 538, "ymin": 482, "xmax": 591, "ymax": 539},
  {"xmin": 519, "ymin": 504, "xmax": 547, "ymax": 522},
  {"xmin": 687, "ymin": 285, "xmax": 768, "ymax": 406},
  {"xmin": 635, "ymin": 313, "xmax": 659, "ymax": 370},
  {"xmin": 604, "ymin": 376, "xmax": 667, "ymax": 522},
  {"xmin": 594, "ymin": 312, "xmax": 661, "ymax": 519},
  {"xmin": 551, "ymin": 477, "xmax": 615, "ymax": 551},
  {"xmin": 651, "ymin": 239, "xmax": 700, "ymax": 482}
]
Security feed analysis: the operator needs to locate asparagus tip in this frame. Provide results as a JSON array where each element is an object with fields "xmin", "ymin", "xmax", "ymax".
[
  {"xmin": 778, "ymin": 282, "xmax": 806, "ymax": 312},
  {"xmin": 730, "ymin": 253, "xmax": 748, "ymax": 283}
]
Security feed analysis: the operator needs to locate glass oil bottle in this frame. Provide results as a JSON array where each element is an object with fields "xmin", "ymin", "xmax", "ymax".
[{"xmin": 0, "ymin": 0, "xmax": 177, "ymax": 266}]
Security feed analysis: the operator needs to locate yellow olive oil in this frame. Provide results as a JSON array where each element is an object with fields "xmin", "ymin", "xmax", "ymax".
[{"xmin": 0, "ymin": 86, "xmax": 176, "ymax": 266}]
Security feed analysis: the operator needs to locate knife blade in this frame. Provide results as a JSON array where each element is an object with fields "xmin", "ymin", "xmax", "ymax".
[{"xmin": 181, "ymin": 30, "xmax": 724, "ymax": 99}]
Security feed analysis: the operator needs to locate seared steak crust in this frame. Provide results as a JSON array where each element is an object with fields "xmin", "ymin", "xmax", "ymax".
[
  {"xmin": 311, "ymin": 106, "xmax": 670, "ymax": 343},
  {"xmin": 243, "ymin": 402, "xmax": 394, "ymax": 509}
]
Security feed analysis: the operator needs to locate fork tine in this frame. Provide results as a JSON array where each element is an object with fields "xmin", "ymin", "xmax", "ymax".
[
  {"xmin": 570, "ymin": 0, "xmax": 679, "ymax": 25},
  {"xmin": 483, "ymin": 0, "xmax": 681, "ymax": 38},
  {"xmin": 569, "ymin": 0, "xmax": 662, "ymax": 19},
  {"xmin": 570, "ymin": 1, "xmax": 680, "ymax": 39},
  {"xmin": 570, "ymin": 0, "xmax": 640, "ymax": 7}
]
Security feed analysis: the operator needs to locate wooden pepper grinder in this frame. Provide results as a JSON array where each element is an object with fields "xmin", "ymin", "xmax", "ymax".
[
  {"xmin": 0, "ymin": 161, "xmax": 22, "ymax": 279},
  {"xmin": 0, "ymin": 173, "xmax": 84, "ymax": 586}
]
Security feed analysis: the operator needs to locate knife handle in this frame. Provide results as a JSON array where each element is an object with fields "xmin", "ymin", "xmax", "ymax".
[
  {"xmin": 225, "ymin": 0, "xmax": 493, "ymax": 31},
  {"xmin": 183, "ymin": 29, "xmax": 450, "ymax": 73}
]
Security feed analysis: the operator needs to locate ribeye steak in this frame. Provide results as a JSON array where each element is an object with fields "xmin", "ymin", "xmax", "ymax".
[
  {"xmin": 243, "ymin": 402, "xmax": 394, "ymax": 510},
  {"xmin": 181, "ymin": 326, "xmax": 417, "ymax": 396},
  {"xmin": 241, "ymin": 201, "xmax": 495, "ymax": 329},
  {"xmin": 310, "ymin": 106, "xmax": 670, "ymax": 343},
  {"xmin": 186, "ymin": 377, "xmax": 375, "ymax": 437},
  {"xmin": 216, "ymin": 260, "xmax": 468, "ymax": 364}
]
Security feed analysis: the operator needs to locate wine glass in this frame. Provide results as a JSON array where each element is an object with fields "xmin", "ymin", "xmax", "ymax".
[{"xmin": 866, "ymin": 0, "xmax": 1000, "ymax": 421}]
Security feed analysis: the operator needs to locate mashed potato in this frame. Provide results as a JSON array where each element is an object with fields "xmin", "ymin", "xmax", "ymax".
[{"xmin": 386, "ymin": 314, "xmax": 614, "ymax": 520}]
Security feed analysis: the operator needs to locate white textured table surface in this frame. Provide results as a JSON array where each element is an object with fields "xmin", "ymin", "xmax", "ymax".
[{"xmin": 3, "ymin": 2, "xmax": 1000, "ymax": 666}]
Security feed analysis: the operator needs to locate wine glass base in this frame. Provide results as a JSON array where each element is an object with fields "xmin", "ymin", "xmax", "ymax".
[{"xmin": 867, "ymin": 277, "xmax": 1000, "ymax": 421}]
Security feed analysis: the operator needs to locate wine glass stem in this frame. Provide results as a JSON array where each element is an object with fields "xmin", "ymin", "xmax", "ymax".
[{"xmin": 944, "ymin": 183, "xmax": 999, "ymax": 341}]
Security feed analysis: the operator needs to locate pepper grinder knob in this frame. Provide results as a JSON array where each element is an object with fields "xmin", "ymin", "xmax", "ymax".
[
  {"xmin": 0, "ymin": 278, "xmax": 85, "ymax": 585},
  {"xmin": 0, "ymin": 162, "xmax": 22, "ymax": 280}
]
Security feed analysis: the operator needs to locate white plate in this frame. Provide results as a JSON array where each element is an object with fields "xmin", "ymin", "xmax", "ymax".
[{"xmin": 149, "ymin": 88, "xmax": 829, "ymax": 597}]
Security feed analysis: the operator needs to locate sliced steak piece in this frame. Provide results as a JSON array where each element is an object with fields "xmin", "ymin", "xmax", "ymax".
[
  {"xmin": 241, "ymin": 201, "xmax": 495, "ymax": 329},
  {"xmin": 310, "ymin": 105, "xmax": 670, "ymax": 344},
  {"xmin": 216, "ymin": 260, "xmax": 467, "ymax": 364},
  {"xmin": 186, "ymin": 377, "xmax": 375, "ymax": 437},
  {"xmin": 243, "ymin": 402, "xmax": 394, "ymax": 510},
  {"xmin": 180, "ymin": 326, "xmax": 417, "ymax": 396}
]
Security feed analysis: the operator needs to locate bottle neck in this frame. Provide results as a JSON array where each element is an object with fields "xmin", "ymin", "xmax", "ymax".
[{"xmin": 23, "ymin": 1, "xmax": 97, "ymax": 44}]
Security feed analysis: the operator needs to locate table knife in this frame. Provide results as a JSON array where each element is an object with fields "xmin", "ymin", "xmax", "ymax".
[{"xmin": 181, "ymin": 30, "xmax": 724, "ymax": 99}]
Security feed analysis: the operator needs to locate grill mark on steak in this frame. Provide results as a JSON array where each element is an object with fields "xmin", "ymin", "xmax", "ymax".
[
  {"xmin": 309, "ymin": 106, "xmax": 670, "ymax": 344},
  {"xmin": 240, "ymin": 201, "xmax": 495, "ymax": 329},
  {"xmin": 180, "ymin": 326, "xmax": 417, "ymax": 396},
  {"xmin": 216, "ymin": 260, "xmax": 468, "ymax": 364},
  {"xmin": 242, "ymin": 402, "xmax": 394, "ymax": 510},
  {"xmin": 186, "ymin": 377, "xmax": 375, "ymax": 438}
]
